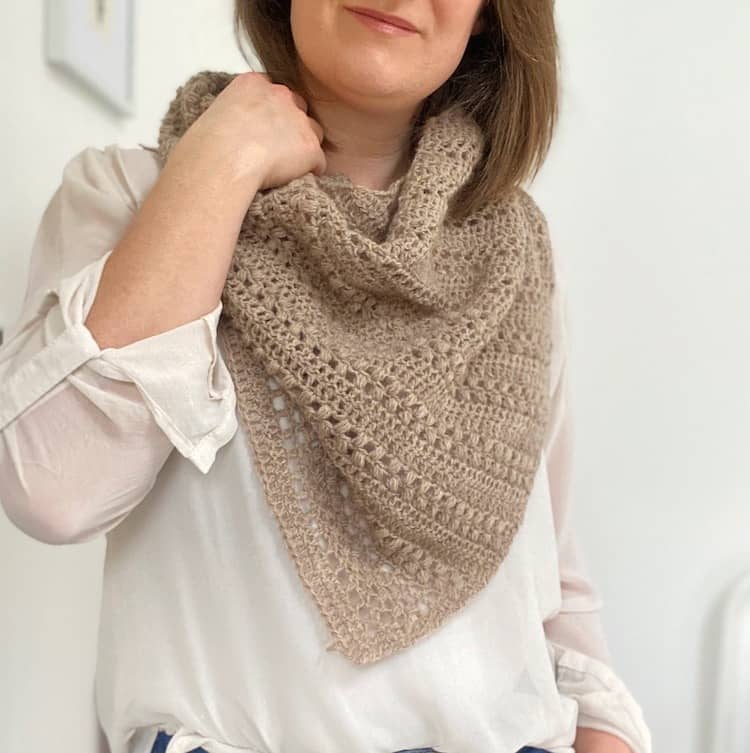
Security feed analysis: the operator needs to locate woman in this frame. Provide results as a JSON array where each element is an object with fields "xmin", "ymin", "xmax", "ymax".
[{"xmin": 0, "ymin": 2, "xmax": 651, "ymax": 753}]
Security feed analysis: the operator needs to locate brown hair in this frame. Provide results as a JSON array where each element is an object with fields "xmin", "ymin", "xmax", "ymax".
[{"xmin": 233, "ymin": 0, "xmax": 560, "ymax": 222}]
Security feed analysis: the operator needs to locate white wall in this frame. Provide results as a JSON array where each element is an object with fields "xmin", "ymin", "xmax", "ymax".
[{"xmin": 1, "ymin": 2, "xmax": 748, "ymax": 753}]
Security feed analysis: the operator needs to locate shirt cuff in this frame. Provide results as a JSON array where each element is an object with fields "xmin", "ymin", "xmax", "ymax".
[
  {"xmin": 547, "ymin": 640, "xmax": 653, "ymax": 753},
  {"xmin": 0, "ymin": 249, "xmax": 237, "ymax": 473}
]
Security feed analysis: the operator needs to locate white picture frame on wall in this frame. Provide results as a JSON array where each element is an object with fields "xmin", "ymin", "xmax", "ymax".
[{"xmin": 45, "ymin": 0, "xmax": 135, "ymax": 115}]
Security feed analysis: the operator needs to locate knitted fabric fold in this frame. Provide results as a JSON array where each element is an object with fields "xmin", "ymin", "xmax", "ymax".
[{"xmin": 156, "ymin": 70, "xmax": 556, "ymax": 664}]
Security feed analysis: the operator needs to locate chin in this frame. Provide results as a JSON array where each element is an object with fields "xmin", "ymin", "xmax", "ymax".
[{"xmin": 327, "ymin": 66, "xmax": 426, "ymax": 108}]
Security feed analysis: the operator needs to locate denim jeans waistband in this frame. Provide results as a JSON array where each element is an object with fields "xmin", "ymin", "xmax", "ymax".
[{"xmin": 150, "ymin": 730, "xmax": 550, "ymax": 753}]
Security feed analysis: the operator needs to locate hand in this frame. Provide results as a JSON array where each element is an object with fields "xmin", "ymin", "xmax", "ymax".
[
  {"xmin": 574, "ymin": 727, "xmax": 633, "ymax": 753},
  {"xmin": 168, "ymin": 71, "xmax": 327, "ymax": 200}
]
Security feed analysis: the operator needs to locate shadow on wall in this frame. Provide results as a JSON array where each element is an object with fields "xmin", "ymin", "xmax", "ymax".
[{"xmin": 702, "ymin": 571, "xmax": 750, "ymax": 753}]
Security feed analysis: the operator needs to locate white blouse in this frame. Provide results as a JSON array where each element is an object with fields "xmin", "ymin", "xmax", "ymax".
[{"xmin": 0, "ymin": 145, "xmax": 652, "ymax": 753}]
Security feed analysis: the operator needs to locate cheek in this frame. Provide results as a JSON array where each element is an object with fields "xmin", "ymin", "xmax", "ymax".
[
  {"xmin": 289, "ymin": 1, "xmax": 332, "ymax": 66},
  {"xmin": 428, "ymin": 2, "xmax": 483, "ymax": 73},
  {"xmin": 418, "ymin": 35, "xmax": 472, "ymax": 87}
]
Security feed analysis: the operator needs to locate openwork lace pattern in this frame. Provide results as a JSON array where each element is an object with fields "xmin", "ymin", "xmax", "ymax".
[{"xmin": 157, "ymin": 70, "xmax": 556, "ymax": 664}]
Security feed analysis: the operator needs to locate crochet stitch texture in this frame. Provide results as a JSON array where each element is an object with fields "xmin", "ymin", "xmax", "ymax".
[{"xmin": 156, "ymin": 70, "xmax": 557, "ymax": 664}]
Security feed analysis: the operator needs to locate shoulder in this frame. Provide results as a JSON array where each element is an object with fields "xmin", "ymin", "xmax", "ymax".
[
  {"xmin": 513, "ymin": 186, "xmax": 551, "ymax": 237},
  {"xmin": 510, "ymin": 187, "xmax": 571, "ymax": 396},
  {"xmin": 59, "ymin": 143, "xmax": 162, "ymax": 214},
  {"xmin": 511, "ymin": 186, "xmax": 569, "ymax": 303},
  {"xmin": 22, "ymin": 145, "xmax": 164, "ymax": 315}
]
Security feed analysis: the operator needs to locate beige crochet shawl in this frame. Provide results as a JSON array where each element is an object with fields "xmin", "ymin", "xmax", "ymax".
[{"xmin": 155, "ymin": 70, "xmax": 556, "ymax": 664}]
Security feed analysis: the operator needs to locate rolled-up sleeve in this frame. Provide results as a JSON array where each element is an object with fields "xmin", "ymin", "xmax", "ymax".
[
  {"xmin": 0, "ymin": 144, "xmax": 237, "ymax": 544},
  {"xmin": 540, "ymin": 224, "xmax": 652, "ymax": 753}
]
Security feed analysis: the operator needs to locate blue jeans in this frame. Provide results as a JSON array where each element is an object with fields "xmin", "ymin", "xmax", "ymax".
[{"xmin": 151, "ymin": 730, "xmax": 550, "ymax": 753}]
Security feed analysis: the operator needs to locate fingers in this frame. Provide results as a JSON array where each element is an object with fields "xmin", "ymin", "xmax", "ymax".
[
  {"xmin": 252, "ymin": 71, "xmax": 311, "ymax": 118},
  {"xmin": 313, "ymin": 151, "xmax": 328, "ymax": 177},
  {"xmin": 247, "ymin": 71, "xmax": 326, "ymax": 176},
  {"xmin": 307, "ymin": 116, "xmax": 324, "ymax": 143},
  {"xmin": 289, "ymin": 91, "xmax": 309, "ymax": 113}
]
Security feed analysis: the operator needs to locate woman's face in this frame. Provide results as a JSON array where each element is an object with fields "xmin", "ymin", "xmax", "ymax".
[{"xmin": 290, "ymin": 1, "xmax": 486, "ymax": 112}]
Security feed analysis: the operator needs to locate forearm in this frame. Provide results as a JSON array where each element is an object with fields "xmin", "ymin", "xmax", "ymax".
[
  {"xmin": 85, "ymin": 153, "xmax": 260, "ymax": 349},
  {"xmin": 575, "ymin": 726, "xmax": 633, "ymax": 753}
]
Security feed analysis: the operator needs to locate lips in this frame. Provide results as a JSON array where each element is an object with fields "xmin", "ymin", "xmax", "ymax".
[{"xmin": 344, "ymin": 6, "xmax": 418, "ymax": 32}]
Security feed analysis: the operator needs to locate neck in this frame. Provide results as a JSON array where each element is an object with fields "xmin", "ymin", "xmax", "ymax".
[{"xmin": 306, "ymin": 90, "xmax": 421, "ymax": 191}]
